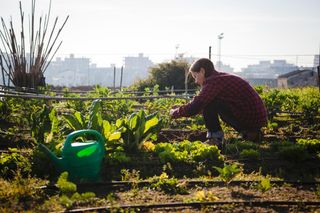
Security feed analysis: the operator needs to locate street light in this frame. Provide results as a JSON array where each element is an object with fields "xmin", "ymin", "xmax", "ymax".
[{"xmin": 217, "ymin": 33, "xmax": 224, "ymax": 70}]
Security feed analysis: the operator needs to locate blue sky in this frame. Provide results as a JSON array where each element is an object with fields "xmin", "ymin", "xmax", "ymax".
[{"xmin": 1, "ymin": 0, "xmax": 320, "ymax": 71}]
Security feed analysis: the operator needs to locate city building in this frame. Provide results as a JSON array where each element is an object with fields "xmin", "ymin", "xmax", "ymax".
[
  {"xmin": 123, "ymin": 53, "xmax": 153, "ymax": 85},
  {"xmin": 44, "ymin": 53, "xmax": 154, "ymax": 87},
  {"xmin": 215, "ymin": 61, "xmax": 234, "ymax": 73},
  {"xmin": 240, "ymin": 60, "xmax": 297, "ymax": 79},
  {"xmin": 277, "ymin": 69, "xmax": 318, "ymax": 88}
]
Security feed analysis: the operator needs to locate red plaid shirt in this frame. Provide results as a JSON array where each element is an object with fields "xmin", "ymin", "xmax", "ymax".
[{"xmin": 172, "ymin": 72, "xmax": 267, "ymax": 129}]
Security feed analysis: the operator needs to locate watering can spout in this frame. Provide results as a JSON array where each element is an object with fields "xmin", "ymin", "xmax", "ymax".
[{"xmin": 39, "ymin": 144, "xmax": 63, "ymax": 168}]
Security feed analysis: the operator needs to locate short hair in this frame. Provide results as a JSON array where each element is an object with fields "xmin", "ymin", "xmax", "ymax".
[{"xmin": 189, "ymin": 58, "xmax": 215, "ymax": 77}]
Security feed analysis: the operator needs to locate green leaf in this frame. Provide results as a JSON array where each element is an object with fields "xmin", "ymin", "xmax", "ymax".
[
  {"xmin": 103, "ymin": 120, "xmax": 111, "ymax": 137},
  {"xmin": 129, "ymin": 113, "xmax": 138, "ymax": 130},
  {"xmin": 144, "ymin": 116, "xmax": 158, "ymax": 134},
  {"xmin": 116, "ymin": 119, "xmax": 123, "ymax": 128},
  {"xmin": 62, "ymin": 113, "xmax": 84, "ymax": 131},
  {"xmin": 49, "ymin": 108, "xmax": 59, "ymax": 133},
  {"xmin": 109, "ymin": 132, "xmax": 121, "ymax": 141},
  {"xmin": 74, "ymin": 111, "xmax": 84, "ymax": 127},
  {"xmin": 87, "ymin": 99, "xmax": 101, "ymax": 129}
]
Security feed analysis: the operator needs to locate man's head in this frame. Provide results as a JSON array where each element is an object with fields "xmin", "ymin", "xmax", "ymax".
[{"xmin": 189, "ymin": 58, "xmax": 216, "ymax": 86}]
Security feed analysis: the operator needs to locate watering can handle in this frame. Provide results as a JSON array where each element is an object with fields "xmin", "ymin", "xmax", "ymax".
[{"xmin": 63, "ymin": 129, "xmax": 105, "ymax": 151}]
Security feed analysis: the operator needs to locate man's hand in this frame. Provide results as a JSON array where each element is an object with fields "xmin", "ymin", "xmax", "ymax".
[{"xmin": 169, "ymin": 106, "xmax": 179, "ymax": 119}]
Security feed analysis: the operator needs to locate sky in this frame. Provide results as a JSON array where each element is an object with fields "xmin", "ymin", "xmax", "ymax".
[{"xmin": 1, "ymin": 0, "xmax": 320, "ymax": 72}]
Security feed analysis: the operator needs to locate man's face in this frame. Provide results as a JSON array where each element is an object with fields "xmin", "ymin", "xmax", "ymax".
[{"xmin": 190, "ymin": 68, "xmax": 205, "ymax": 86}]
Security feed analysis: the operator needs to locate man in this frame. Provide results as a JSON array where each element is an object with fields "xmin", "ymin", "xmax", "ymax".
[{"xmin": 170, "ymin": 58, "xmax": 267, "ymax": 147}]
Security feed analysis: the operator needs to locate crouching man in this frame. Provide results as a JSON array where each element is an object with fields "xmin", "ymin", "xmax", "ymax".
[{"xmin": 170, "ymin": 58, "xmax": 267, "ymax": 147}]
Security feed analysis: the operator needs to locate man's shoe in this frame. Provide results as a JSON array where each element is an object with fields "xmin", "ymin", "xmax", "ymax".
[
  {"xmin": 204, "ymin": 137, "xmax": 224, "ymax": 150},
  {"xmin": 205, "ymin": 131, "xmax": 225, "ymax": 149}
]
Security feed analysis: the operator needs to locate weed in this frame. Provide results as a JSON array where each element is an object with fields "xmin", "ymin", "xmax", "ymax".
[
  {"xmin": 0, "ymin": 171, "xmax": 47, "ymax": 210},
  {"xmin": 56, "ymin": 172, "xmax": 77, "ymax": 196},
  {"xmin": 187, "ymin": 190, "xmax": 219, "ymax": 202},
  {"xmin": 121, "ymin": 169, "xmax": 140, "ymax": 181},
  {"xmin": 257, "ymin": 176, "xmax": 272, "ymax": 193},
  {"xmin": 0, "ymin": 148, "xmax": 31, "ymax": 178},
  {"xmin": 55, "ymin": 172, "xmax": 97, "ymax": 209},
  {"xmin": 149, "ymin": 172, "xmax": 188, "ymax": 194},
  {"xmin": 214, "ymin": 163, "xmax": 241, "ymax": 185}
]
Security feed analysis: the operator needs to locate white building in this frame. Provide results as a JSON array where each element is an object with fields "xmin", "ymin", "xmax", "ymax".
[
  {"xmin": 124, "ymin": 53, "xmax": 153, "ymax": 85},
  {"xmin": 240, "ymin": 60, "xmax": 297, "ymax": 79}
]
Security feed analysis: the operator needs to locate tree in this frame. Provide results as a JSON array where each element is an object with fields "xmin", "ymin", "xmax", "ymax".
[{"xmin": 132, "ymin": 60, "xmax": 197, "ymax": 91}]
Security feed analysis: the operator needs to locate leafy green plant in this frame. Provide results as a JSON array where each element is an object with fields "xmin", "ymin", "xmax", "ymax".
[
  {"xmin": 154, "ymin": 140, "xmax": 223, "ymax": 164},
  {"xmin": 225, "ymin": 140, "xmax": 258, "ymax": 155},
  {"xmin": 0, "ymin": 171, "xmax": 47, "ymax": 210},
  {"xmin": 62, "ymin": 99, "xmax": 123, "ymax": 145},
  {"xmin": 117, "ymin": 110, "xmax": 162, "ymax": 152},
  {"xmin": 55, "ymin": 172, "xmax": 97, "ymax": 209},
  {"xmin": 62, "ymin": 99, "xmax": 102, "ymax": 132},
  {"xmin": 188, "ymin": 190, "xmax": 218, "ymax": 202},
  {"xmin": 297, "ymin": 138, "xmax": 320, "ymax": 153},
  {"xmin": 214, "ymin": 163, "xmax": 241, "ymax": 185},
  {"xmin": 301, "ymin": 97, "xmax": 320, "ymax": 124},
  {"xmin": 0, "ymin": 100, "xmax": 10, "ymax": 121},
  {"xmin": 30, "ymin": 104, "xmax": 52, "ymax": 143},
  {"xmin": 277, "ymin": 144, "xmax": 310, "ymax": 162},
  {"xmin": 0, "ymin": 148, "xmax": 31, "ymax": 177},
  {"xmin": 262, "ymin": 89, "xmax": 300, "ymax": 121},
  {"xmin": 105, "ymin": 146, "xmax": 131, "ymax": 165},
  {"xmin": 240, "ymin": 149, "xmax": 260, "ymax": 160},
  {"xmin": 257, "ymin": 176, "xmax": 272, "ymax": 193},
  {"xmin": 149, "ymin": 172, "xmax": 188, "ymax": 195},
  {"xmin": 56, "ymin": 172, "xmax": 77, "ymax": 196}
]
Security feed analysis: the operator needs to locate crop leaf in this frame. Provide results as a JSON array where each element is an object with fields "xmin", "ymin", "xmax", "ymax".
[{"xmin": 62, "ymin": 113, "xmax": 84, "ymax": 131}]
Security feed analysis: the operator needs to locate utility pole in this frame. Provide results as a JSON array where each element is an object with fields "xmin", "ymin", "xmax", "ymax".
[
  {"xmin": 120, "ymin": 66, "xmax": 123, "ymax": 91},
  {"xmin": 217, "ymin": 33, "xmax": 224, "ymax": 70},
  {"xmin": 209, "ymin": 46, "xmax": 212, "ymax": 60},
  {"xmin": 318, "ymin": 49, "xmax": 320, "ymax": 91},
  {"xmin": 113, "ymin": 66, "xmax": 116, "ymax": 90}
]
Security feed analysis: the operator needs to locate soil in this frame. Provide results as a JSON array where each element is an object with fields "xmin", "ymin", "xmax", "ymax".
[{"xmin": 75, "ymin": 182, "xmax": 320, "ymax": 212}]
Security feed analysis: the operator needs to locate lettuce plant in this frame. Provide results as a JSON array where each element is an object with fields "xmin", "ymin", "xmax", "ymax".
[{"xmin": 117, "ymin": 110, "xmax": 162, "ymax": 152}]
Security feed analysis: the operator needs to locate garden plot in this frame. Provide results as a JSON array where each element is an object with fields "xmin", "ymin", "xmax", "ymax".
[{"xmin": 0, "ymin": 87, "xmax": 320, "ymax": 212}]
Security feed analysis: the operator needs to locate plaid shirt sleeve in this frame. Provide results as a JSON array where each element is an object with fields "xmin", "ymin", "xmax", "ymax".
[{"xmin": 171, "ymin": 83, "xmax": 219, "ymax": 118}]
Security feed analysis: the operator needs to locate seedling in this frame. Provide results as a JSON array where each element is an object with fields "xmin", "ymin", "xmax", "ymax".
[
  {"xmin": 214, "ymin": 163, "xmax": 241, "ymax": 185},
  {"xmin": 257, "ymin": 176, "xmax": 272, "ymax": 193}
]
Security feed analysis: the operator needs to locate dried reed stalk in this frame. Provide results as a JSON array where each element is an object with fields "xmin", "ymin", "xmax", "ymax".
[{"xmin": 0, "ymin": 0, "xmax": 68, "ymax": 88}]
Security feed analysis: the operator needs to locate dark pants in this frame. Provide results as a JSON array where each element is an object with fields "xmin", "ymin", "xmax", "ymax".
[{"xmin": 202, "ymin": 100, "xmax": 243, "ymax": 133}]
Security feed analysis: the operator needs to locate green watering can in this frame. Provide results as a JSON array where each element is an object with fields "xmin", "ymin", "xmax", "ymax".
[{"xmin": 39, "ymin": 129, "xmax": 105, "ymax": 182}]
